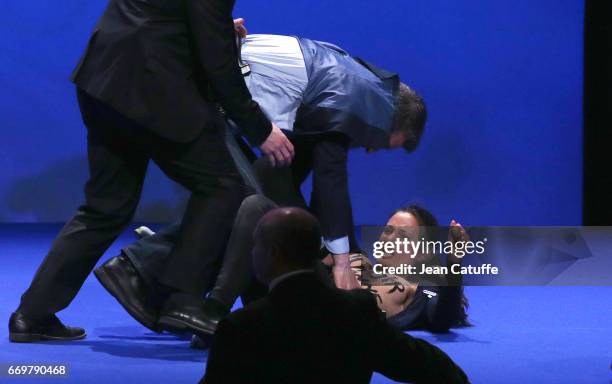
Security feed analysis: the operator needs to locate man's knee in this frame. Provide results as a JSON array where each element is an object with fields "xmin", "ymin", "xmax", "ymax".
[{"xmin": 75, "ymin": 202, "xmax": 136, "ymax": 228}]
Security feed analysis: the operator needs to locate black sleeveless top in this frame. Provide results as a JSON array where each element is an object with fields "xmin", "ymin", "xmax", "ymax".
[
  {"xmin": 387, "ymin": 283, "xmax": 463, "ymax": 333},
  {"xmin": 350, "ymin": 253, "xmax": 464, "ymax": 333}
]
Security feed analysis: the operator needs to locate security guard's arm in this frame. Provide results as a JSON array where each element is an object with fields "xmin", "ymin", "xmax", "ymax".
[{"xmin": 184, "ymin": 0, "xmax": 270, "ymax": 145}]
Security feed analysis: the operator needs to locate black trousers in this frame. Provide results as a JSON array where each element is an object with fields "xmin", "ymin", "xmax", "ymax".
[
  {"xmin": 18, "ymin": 88, "xmax": 247, "ymax": 320},
  {"xmin": 125, "ymin": 194, "xmax": 277, "ymax": 307},
  {"xmin": 125, "ymin": 193, "xmax": 333, "ymax": 309}
]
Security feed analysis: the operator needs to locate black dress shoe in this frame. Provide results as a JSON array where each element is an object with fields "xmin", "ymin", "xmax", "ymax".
[
  {"xmin": 94, "ymin": 255, "xmax": 160, "ymax": 332},
  {"xmin": 9, "ymin": 312, "xmax": 86, "ymax": 343},
  {"xmin": 158, "ymin": 295, "xmax": 227, "ymax": 337},
  {"xmin": 199, "ymin": 298, "xmax": 229, "ymax": 332}
]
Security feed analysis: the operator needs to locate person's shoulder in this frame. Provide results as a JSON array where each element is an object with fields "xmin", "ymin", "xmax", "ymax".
[
  {"xmin": 348, "ymin": 287, "xmax": 380, "ymax": 308},
  {"xmin": 224, "ymin": 296, "xmax": 272, "ymax": 326},
  {"xmin": 330, "ymin": 286, "xmax": 380, "ymax": 316},
  {"xmin": 319, "ymin": 288, "xmax": 385, "ymax": 337}
]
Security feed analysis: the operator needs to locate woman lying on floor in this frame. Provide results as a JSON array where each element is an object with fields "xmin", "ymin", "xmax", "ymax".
[
  {"xmin": 346, "ymin": 205, "xmax": 470, "ymax": 333},
  {"xmin": 106, "ymin": 194, "xmax": 469, "ymax": 346}
]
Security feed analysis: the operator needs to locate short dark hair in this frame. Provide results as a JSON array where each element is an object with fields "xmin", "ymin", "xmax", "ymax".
[
  {"xmin": 392, "ymin": 83, "xmax": 427, "ymax": 152},
  {"xmin": 257, "ymin": 208, "xmax": 322, "ymax": 268}
]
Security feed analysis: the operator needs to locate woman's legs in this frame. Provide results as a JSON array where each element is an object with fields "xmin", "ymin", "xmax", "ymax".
[{"xmin": 208, "ymin": 194, "xmax": 277, "ymax": 308}]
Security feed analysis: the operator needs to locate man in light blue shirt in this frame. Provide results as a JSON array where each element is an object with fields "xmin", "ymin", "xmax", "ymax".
[
  {"xmin": 93, "ymin": 23, "xmax": 428, "ymax": 336},
  {"xmin": 233, "ymin": 32, "xmax": 426, "ymax": 269}
]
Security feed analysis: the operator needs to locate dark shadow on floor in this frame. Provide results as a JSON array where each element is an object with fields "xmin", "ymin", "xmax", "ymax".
[
  {"xmin": 94, "ymin": 325, "xmax": 192, "ymax": 342},
  {"xmin": 45, "ymin": 338, "xmax": 207, "ymax": 362},
  {"xmin": 413, "ymin": 330, "xmax": 490, "ymax": 344},
  {"xmin": 13, "ymin": 324, "xmax": 207, "ymax": 362}
]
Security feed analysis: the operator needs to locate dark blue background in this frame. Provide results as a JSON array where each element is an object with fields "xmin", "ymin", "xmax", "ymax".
[{"xmin": 0, "ymin": 0, "xmax": 583, "ymax": 225}]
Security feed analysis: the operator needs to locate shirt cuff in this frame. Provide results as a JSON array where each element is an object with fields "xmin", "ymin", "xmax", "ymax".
[{"xmin": 323, "ymin": 236, "xmax": 350, "ymax": 254}]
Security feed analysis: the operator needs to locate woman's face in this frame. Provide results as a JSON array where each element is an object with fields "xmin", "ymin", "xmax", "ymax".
[{"xmin": 377, "ymin": 211, "xmax": 420, "ymax": 267}]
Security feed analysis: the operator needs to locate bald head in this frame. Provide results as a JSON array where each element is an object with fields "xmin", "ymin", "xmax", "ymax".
[{"xmin": 252, "ymin": 207, "xmax": 322, "ymax": 284}]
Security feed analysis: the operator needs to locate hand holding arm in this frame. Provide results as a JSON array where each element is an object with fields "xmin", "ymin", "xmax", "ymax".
[{"xmin": 260, "ymin": 123, "xmax": 295, "ymax": 167}]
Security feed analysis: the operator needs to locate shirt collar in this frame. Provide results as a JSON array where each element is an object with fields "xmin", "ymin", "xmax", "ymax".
[{"xmin": 268, "ymin": 269, "xmax": 314, "ymax": 291}]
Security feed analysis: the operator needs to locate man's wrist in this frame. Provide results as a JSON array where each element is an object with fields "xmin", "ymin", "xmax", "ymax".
[{"xmin": 332, "ymin": 253, "xmax": 350, "ymax": 268}]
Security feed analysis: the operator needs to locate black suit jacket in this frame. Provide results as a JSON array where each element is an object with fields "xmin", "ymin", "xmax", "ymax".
[
  {"xmin": 71, "ymin": 0, "xmax": 270, "ymax": 145},
  {"xmin": 203, "ymin": 272, "xmax": 468, "ymax": 384}
]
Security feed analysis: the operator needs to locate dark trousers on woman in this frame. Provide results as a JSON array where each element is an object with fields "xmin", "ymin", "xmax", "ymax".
[
  {"xmin": 125, "ymin": 194, "xmax": 277, "ymax": 308},
  {"xmin": 17, "ymin": 88, "xmax": 246, "ymax": 320},
  {"xmin": 121, "ymin": 143, "xmax": 309, "ymax": 309}
]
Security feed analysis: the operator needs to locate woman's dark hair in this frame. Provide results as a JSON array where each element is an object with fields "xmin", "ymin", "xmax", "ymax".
[{"xmin": 391, "ymin": 204, "xmax": 471, "ymax": 327}]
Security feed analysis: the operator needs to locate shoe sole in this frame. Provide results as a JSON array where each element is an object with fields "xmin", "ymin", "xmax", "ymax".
[
  {"xmin": 94, "ymin": 267, "xmax": 161, "ymax": 333},
  {"xmin": 9, "ymin": 331, "xmax": 86, "ymax": 343},
  {"xmin": 158, "ymin": 315, "xmax": 216, "ymax": 338}
]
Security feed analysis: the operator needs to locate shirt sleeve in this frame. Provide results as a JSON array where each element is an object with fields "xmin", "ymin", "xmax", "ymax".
[
  {"xmin": 323, "ymin": 236, "xmax": 350, "ymax": 254},
  {"xmin": 309, "ymin": 134, "xmax": 355, "ymax": 251}
]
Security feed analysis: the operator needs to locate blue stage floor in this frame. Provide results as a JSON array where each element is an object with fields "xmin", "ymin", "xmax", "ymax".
[{"xmin": 0, "ymin": 224, "xmax": 610, "ymax": 383}]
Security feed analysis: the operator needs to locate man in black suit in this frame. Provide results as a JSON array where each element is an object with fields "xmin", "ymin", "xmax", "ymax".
[
  {"xmin": 202, "ymin": 207, "xmax": 468, "ymax": 384},
  {"xmin": 8, "ymin": 0, "xmax": 294, "ymax": 342}
]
